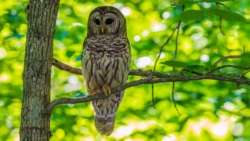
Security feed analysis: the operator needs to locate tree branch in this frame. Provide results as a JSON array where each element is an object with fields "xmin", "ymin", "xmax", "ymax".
[
  {"xmin": 46, "ymin": 73, "xmax": 250, "ymax": 113},
  {"xmin": 49, "ymin": 56, "xmax": 250, "ymax": 114},
  {"xmin": 52, "ymin": 58, "xmax": 82, "ymax": 75}
]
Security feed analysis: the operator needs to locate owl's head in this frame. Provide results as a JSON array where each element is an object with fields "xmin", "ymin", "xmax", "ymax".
[{"xmin": 87, "ymin": 6, "xmax": 127, "ymax": 37}]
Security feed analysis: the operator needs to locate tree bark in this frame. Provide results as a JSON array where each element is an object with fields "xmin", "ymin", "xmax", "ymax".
[{"xmin": 20, "ymin": 0, "xmax": 59, "ymax": 140}]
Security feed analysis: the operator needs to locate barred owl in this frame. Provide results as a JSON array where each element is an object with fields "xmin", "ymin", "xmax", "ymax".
[{"xmin": 82, "ymin": 6, "xmax": 130, "ymax": 135}]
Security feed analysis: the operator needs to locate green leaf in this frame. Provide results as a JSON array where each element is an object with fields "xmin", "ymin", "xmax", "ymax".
[
  {"xmin": 179, "ymin": 0, "xmax": 196, "ymax": 5},
  {"xmin": 200, "ymin": 0, "xmax": 233, "ymax": 2},
  {"xmin": 241, "ymin": 53, "xmax": 250, "ymax": 58},
  {"xmin": 239, "ymin": 53, "xmax": 250, "ymax": 66},
  {"xmin": 161, "ymin": 61, "xmax": 187, "ymax": 68},
  {"xmin": 185, "ymin": 65, "xmax": 206, "ymax": 73},
  {"xmin": 66, "ymin": 50, "xmax": 75, "ymax": 58},
  {"xmin": 205, "ymin": 9, "xmax": 248, "ymax": 23},
  {"xmin": 183, "ymin": 71, "xmax": 193, "ymax": 76},
  {"xmin": 240, "ymin": 84, "xmax": 250, "ymax": 90},
  {"xmin": 180, "ymin": 10, "xmax": 204, "ymax": 23}
]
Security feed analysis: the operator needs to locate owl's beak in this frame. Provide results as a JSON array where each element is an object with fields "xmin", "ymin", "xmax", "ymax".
[{"xmin": 101, "ymin": 27, "xmax": 105, "ymax": 34}]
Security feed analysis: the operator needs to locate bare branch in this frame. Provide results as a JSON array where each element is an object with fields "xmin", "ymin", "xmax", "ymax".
[
  {"xmin": 46, "ymin": 73, "xmax": 250, "ymax": 113},
  {"xmin": 52, "ymin": 58, "xmax": 82, "ymax": 75},
  {"xmin": 213, "ymin": 55, "xmax": 241, "ymax": 66}
]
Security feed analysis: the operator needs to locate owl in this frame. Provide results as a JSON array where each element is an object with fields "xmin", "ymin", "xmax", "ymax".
[{"xmin": 81, "ymin": 6, "xmax": 130, "ymax": 135}]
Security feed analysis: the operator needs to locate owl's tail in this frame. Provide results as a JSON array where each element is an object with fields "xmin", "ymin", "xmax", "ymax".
[{"xmin": 92, "ymin": 91, "xmax": 124, "ymax": 136}]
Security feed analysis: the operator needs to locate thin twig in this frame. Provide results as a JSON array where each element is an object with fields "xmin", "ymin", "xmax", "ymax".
[
  {"xmin": 213, "ymin": 55, "xmax": 241, "ymax": 66},
  {"xmin": 153, "ymin": 26, "xmax": 178, "ymax": 70},
  {"xmin": 206, "ymin": 65, "xmax": 250, "ymax": 75},
  {"xmin": 216, "ymin": 2, "xmax": 230, "ymax": 35},
  {"xmin": 179, "ymin": 68, "xmax": 203, "ymax": 76},
  {"xmin": 172, "ymin": 5, "xmax": 184, "ymax": 116},
  {"xmin": 172, "ymin": 19, "xmax": 182, "ymax": 115},
  {"xmin": 173, "ymin": 21, "xmax": 182, "ymax": 60},
  {"xmin": 150, "ymin": 12, "xmax": 178, "ymax": 108},
  {"xmin": 216, "ymin": 2, "xmax": 231, "ymax": 11},
  {"xmin": 172, "ymin": 82, "xmax": 181, "ymax": 115},
  {"xmin": 52, "ymin": 58, "xmax": 82, "ymax": 75},
  {"xmin": 241, "ymin": 70, "xmax": 250, "ymax": 78},
  {"xmin": 151, "ymin": 5, "xmax": 185, "ymax": 108}
]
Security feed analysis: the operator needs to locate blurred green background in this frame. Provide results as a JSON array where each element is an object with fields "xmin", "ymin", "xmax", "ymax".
[{"xmin": 1, "ymin": 0, "xmax": 250, "ymax": 140}]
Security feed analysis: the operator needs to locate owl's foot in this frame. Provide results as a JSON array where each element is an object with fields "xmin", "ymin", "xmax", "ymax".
[
  {"xmin": 89, "ymin": 89, "xmax": 101, "ymax": 95},
  {"xmin": 103, "ymin": 84, "xmax": 111, "ymax": 96}
]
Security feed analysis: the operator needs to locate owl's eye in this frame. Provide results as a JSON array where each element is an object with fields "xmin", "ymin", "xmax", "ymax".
[
  {"xmin": 94, "ymin": 19, "xmax": 100, "ymax": 25},
  {"xmin": 105, "ymin": 18, "xmax": 113, "ymax": 25}
]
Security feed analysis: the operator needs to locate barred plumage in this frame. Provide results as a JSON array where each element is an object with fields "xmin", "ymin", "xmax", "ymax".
[{"xmin": 82, "ymin": 6, "xmax": 130, "ymax": 135}]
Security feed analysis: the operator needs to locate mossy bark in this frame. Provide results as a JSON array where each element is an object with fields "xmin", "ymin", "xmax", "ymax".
[{"xmin": 20, "ymin": 0, "xmax": 59, "ymax": 140}]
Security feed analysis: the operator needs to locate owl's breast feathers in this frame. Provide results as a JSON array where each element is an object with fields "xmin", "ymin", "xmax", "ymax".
[
  {"xmin": 82, "ymin": 36, "xmax": 130, "ymax": 93},
  {"xmin": 84, "ymin": 36, "xmax": 129, "ymax": 54}
]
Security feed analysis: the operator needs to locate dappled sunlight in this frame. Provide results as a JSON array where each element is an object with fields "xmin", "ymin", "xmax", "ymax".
[
  {"xmin": 1, "ymin": 0, "xmax": 250, "ymax": 140},
  {"xmin": 135, "ymin": 56, "xmax": 153, "ymax": 68},
  {"xmin": 211, "ymin": 121, "xmax": 229, "ymax": 137},
  {"xmin": 0, "ymin": 47, "xmax": 7, "ymax": 59},
  {"xmin": 142, "ymin": 30, "xmax": 150, "ymax": 37},
  {"xmin": 133, "ymin": 35, "xmax": 141, "ymax": 42},
  {"xmin": 151, "ymin": 23, "xmax": 167, "ymax": 32},
  {"xmin": 200, "ymin": 54, "xmax": 209, "ymax": 62},
  {"xmin": 0, "ymin": 73, "xmax": 9, "ymax": 82},
  {"xmin": 162, "ymin": 11, "xmax": 171, "ymax": 19},
  {"xmin": 121, "ymin": 7, "xmax": 131, "ymax": 16},
  {"xmin": 184, "ymin": 118, "xmax": 235, "ymax": 139},
  {"xmin": 112, "ymin": 120, "xmax": 156, "ymax": 139},
  {"xmin": 162, "ymin": 134, "xmax": 177, "ymax": 141}
]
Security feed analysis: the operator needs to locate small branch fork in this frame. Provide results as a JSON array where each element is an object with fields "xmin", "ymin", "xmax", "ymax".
[{"xmin": 47, "ymin": 57, "xmax": 250, "ymax": 113}]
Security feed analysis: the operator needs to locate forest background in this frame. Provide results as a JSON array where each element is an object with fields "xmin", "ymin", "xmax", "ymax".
[{"xmin": 0, "ymin": 0, "xmax": 250, "ymax": 140}]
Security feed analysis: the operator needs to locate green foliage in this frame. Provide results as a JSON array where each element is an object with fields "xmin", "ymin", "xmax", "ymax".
[
  {"xmin": 1, "ymin": 0, "xmax": 250, "ymax": 140},
  {"xmin": 240, "ymin": 53, "xmax": 250, "ymax": 67},
  {"xmin": 161, "ymin": 60, "xmax": 187, "ymax": 68},
  {"xmin": 206, "ymin": 9, "xmax": 249, "ymax": 23},
  {"xmin": 180, "ymin": 10, "xmax": 205, "ymax": 23}
]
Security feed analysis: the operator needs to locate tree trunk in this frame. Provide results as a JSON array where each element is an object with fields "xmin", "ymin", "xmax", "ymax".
[{"xmin": 20, "ymin": 0, "xmax": 59, "ymax": 140}]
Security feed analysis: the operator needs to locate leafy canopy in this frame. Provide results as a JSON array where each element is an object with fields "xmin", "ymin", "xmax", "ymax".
[{"xmin": 0, "ymin": 0, "xmax": 250, "ymax": 140}]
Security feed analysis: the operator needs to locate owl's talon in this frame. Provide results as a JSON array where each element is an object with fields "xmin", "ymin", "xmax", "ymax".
[
  {"xmin": 103, "ymin": 84, "xmax": 111, "ymax": 96},
  {"xmin": 89, "ymin": 89, "xmax": 101, "ymax": 95}
]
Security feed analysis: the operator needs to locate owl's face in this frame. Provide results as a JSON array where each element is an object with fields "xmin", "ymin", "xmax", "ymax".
[{"xmin": 87, "ymin": 6, "xmax": 126, "ymax": 37}]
